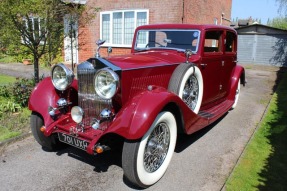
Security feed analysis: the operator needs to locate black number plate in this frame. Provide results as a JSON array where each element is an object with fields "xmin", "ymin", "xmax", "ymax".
[{"xmin": 58, "ymin": 133, "xmax": 89, "ymax": 151}]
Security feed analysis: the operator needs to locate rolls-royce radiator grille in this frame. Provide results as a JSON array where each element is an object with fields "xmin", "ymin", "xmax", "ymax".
[{"xmin": 77, "ymin": 68, "xmax": 112, "ymax": 127}]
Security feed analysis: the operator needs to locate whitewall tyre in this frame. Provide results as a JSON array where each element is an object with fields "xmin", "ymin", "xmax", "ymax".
[
  {"xmin": 231, "ymin": 79, "xmax": 241, "ymax": 109},
  {"xmin": 122, "ymin": 111, "xmax": 177, "ymax": 188}
]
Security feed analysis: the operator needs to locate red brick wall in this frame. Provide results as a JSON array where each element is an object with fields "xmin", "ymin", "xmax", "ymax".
[
  {"xmin": 77, "ymin": 0, "xmax": 232, "ymax": 62},
  {"xmin": 183, "ymin": 0, "xmax": 232, "ymax": 25}
]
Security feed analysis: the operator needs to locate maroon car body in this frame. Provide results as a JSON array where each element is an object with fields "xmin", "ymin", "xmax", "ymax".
[{"xmin": 29, "ymin": 24, "xmax": 245, "ymax": 188}]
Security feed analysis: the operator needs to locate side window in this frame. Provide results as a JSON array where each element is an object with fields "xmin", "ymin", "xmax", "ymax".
[
  {"xmin": 204, "ymin": 31, "xmax": 223, "ymax": 53},
  {"xmin": 225, "ymin": 31, "xmax": 236, "ymax": 52}
]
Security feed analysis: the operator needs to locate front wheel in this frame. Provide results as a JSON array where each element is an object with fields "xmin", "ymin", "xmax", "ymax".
[
  {"xmin": 122, "ymin": 111, "xmax": 177, "ymax": 188},
  {"xmin": 30, "ymin": 112, "xmax": 61, "ymax": 151}
]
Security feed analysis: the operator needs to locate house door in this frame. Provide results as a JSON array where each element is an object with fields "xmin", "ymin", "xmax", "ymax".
[{"xmin": 64, "ymin": 14, "xmax": 78, "ymax": 65}]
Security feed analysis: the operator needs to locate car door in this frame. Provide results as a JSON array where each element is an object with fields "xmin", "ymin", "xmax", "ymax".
[
  {"xmin": 200, "ymin": 30, "xmax": 224, "ymax": 106},
  {"xmin": 218, "ymin": 30, "xmax": 237, "ymax": 99}
]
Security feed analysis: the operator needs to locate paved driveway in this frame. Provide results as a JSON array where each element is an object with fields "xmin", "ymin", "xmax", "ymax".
[
  {"xmin": 0, "ymin": 64, "xmax": 280, "ymax": 191},
  {"xmin": 0, "ymin": 62, "xmax": 50, "ymax": 78}
]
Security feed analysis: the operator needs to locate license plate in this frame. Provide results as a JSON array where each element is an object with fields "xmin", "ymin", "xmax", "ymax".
[{"xmin": 58, "ymin": 133, "xmax": 89, "ymax": 151}]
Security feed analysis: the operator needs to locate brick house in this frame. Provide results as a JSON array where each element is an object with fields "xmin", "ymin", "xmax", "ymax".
[{"xmin": 64, "ymin": 0, "xmax": 232, "ymax": 64}]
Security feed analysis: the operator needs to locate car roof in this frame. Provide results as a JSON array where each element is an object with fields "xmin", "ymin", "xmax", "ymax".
[{"xmin": 136, "ymin": 24, "xmax": 236, "ymax": 32}]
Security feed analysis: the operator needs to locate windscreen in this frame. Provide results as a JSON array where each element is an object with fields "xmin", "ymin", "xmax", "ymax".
[{"xmin": 134, "ymin": 29, "xmax": 200, "ymax": 53}]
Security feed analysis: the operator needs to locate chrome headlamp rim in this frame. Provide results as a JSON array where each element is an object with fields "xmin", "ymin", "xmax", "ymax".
[
  {"xmin": 51, "ymin": 63, "xmax": 74, "ymax": 91},
  {"xmin": 71, "ymin": 106, "xmax": 84, "ymax": 124},
  {"xmin": 94, "ymin": 68, "xmax": 119, "ymax": 100}
]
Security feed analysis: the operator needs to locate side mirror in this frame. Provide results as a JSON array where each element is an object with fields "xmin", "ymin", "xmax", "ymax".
[{"xmin": 107, "ymin": 47, "xmax": 112, "ymax": 57}]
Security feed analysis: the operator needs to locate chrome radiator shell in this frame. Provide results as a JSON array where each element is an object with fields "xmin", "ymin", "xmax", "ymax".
[{"xmin": 77, "ymin": 61, "xmax": 112, "ymax": 127}]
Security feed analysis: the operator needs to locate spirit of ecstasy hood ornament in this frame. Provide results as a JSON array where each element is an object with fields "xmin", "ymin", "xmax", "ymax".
[{"xmin": 95, "ymin": 39, "xmax": 106, "ymax": 58}]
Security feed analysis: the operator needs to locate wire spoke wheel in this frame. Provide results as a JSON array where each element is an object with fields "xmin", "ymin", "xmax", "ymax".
[
  {"xmin": 143, "ymin": 122, "xmax": 170, "ymax": 173},
  {"xmin": 122, "ymin": 111, "xmax": 177, "ymax": 188},
  {"xmin": 182, "ymin": 75, "xmax": 199, "ymax": 111}
]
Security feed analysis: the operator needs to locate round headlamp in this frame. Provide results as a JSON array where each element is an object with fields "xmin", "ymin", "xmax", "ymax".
[
  {"xmin": 51, "ymin": 63, "xmax": 74, "ymax": 91},
  {"xmin": 94, "ymin": 68, "xmax": 119, "ymax": 99},
  {"xmin": 71, "ymin": 106, "xmax": 84, "ymax": 123}
]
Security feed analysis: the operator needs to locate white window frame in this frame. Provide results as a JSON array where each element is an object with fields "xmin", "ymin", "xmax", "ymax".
[
  {"xmin": 22, "ymin": 17, "xmax": 45, "ymax": 45},
  {"xmin": 100, "ymin": 9, "xmax": 149, "ymax": 48}
]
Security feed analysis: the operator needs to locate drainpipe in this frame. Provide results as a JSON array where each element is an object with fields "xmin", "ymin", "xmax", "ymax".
[{"xmin": 182, "ymin": 0, "xmax": 184, "ymax": 24}]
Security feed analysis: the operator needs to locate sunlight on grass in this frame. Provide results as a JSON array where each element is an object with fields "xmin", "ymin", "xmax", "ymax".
[
  {"xmin": 0, "ymin": 74, "xmax": 16, "ymax": 85},
  {"xmin": 226, "ymin": 71, "xmax": 287, "ymax": 190},
  {"xmin": 0, "ymin": 127, "xmax": 21, "ymax": 142}
]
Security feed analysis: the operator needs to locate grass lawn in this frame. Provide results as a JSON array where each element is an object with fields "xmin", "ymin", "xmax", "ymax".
[
  {"xmin": 0, "ymin": 74, "xmax": 16, "ymax": 85},
  {"xmin": 0, "ymin": 127, "xmax": 21, "ymax": 142},
  {"xmin": 225, "ymin": 70, "xmax": 287, "ymax": 190}
]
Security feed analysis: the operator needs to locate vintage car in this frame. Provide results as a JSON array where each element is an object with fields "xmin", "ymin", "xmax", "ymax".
[{"xmin": 29, "ymin": 24, "xmax": 245, "ymax": 188}]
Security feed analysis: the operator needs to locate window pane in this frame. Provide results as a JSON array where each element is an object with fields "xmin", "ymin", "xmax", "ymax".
[
  {"xmin": 204, "ymin": 31, "xmax": 222, "ymax": 52},
  {"xmin": 113, "ymin": 12, "xmax": 122, "ymax": 44},
  {"xmin": 124, "ymin": 11, "xmax": 135, "ymax": 44},
  {"xmin": 40, "ymin": 18, "xmax": 45, "ymax": 39},
  {"xmin": 136, "ymin": 30, "xmax": 148, "ymax": 48},
  {"xmin": 226, "ymin": 32, "xmax": 235, "ymax": 52},
  {"xmin": 34, "ymin": 18, "xmax": 40, "ymax": 42},
  {"xmin": 102, "ymin": 14, "xmax": 110, "ymax": 43},
  {"xmin": 137, "ymin": 12, "xmax": 147, "ymax": 27}
]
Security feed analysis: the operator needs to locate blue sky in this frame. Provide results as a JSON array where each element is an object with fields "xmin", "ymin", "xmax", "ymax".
[{"xmin": 231, "ymin": 0, "xmax": 282, "ymax": 24}]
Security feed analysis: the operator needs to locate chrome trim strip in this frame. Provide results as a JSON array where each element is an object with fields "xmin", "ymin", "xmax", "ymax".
[{"xmin": 97, "ymin": 57, "xmax": 121, "ymax": 71}]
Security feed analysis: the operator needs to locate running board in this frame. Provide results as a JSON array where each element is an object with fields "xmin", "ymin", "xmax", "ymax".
[{"xmin": 198, "ymin": 100, "xmax": 233, "ymax": 121}]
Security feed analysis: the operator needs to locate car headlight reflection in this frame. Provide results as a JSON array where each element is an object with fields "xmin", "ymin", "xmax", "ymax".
[
  {"xmin": 51, "ymin": 64, "xmax": 74, "ymax": 91},
  {"xmin": 94, "ymin": 68, "xmax": 119, "ymax": 99}
]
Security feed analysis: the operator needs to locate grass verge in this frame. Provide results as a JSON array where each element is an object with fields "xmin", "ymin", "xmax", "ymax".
[
  {"xmin": 225, "ymin": 71, "xmax": 287, "ymax": 190},
  {"xmin": 0, "ymin": 108, "xmax": 30, "ymax": 142},
  {"xmin": 0, "ymin": 74, "xmax": 31, "ymax": 143},
  {"xmin": 0, "ymin": 74, "xmax": 16, "ymax": 85}
]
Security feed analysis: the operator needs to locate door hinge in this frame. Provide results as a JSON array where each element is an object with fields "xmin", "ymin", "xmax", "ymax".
[
  {"xmin": 220, "ymin": 84, "xmax": 222, "ymax": 90},
  {"xmin": 222, "ymin": 61, "xmax": 225, "ymax": 66}
]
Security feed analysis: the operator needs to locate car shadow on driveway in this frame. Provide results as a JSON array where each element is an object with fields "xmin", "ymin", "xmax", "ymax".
[
  {"xmin": 49, "ymin": 112, "xmax": 228, "ymax": 190},
  {"xmin": 175, "ymin": 112, "xmax": 228, "ymax": 153},
  {"xmin": 53, "ymin": 112, "xmax": 228, "ymax": 171},
  {"xmin": 55, "ymin": 144, "xmax": 123, "ymax": 172}
]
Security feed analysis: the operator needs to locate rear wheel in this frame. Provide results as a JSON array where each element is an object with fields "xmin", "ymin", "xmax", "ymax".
[
  {"xmin": 122, "ymin": 111, "xmax": 177, "ymax": 188},
  {"xmin": 30, "ymin": 112, "xmax": 61, "ymax": 151},
  {"xmin": 231, "ymin": 79, "xmax": 241, "ymax": 109}
]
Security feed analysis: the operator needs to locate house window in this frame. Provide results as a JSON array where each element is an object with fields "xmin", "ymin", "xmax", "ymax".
[
  {"xmin": 100, "ymin": 10, "xmax": 148, "ymax": 47},
  {"xmin": 23, "ymin": 17, "xmax": 45, "ymax": 44}
]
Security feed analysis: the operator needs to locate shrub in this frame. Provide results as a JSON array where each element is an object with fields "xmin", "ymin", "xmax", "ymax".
[
  {"xmin": 12, "ymin": 78, "xmax": 35, "ymax": 107},
  {"xmin": 0, "ymin": 101, "xmax": 22, "ymax": 113},
  {"xmin": 0, "ymin": 85, "xmax": 12, "ymax": 98}
]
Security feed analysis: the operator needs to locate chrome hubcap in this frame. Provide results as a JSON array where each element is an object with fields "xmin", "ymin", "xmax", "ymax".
[
  {"xmin": 182, "ymin": 75, "xmax": 199, "ymax": 110},
  {"xmin": 143, "ymin": 122, "xmax": 170, "ymax": 173}
]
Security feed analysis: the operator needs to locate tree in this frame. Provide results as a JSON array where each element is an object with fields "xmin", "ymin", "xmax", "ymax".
[
  {"xmin": 0, "ymin": 0, "xmax": 94, "ymax": 83},
  {"xmin": 268, "ymin": 17, "xmax": 287, "ymax": 30},
  {"xmin": 277, "ymin": 0, "xmax": 287, "ymax": 13}
]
